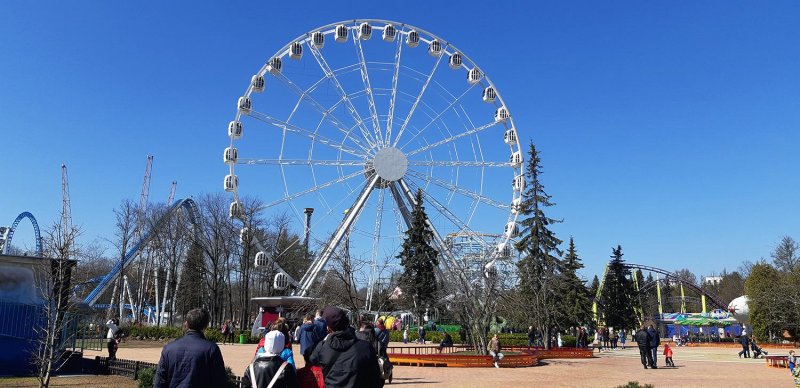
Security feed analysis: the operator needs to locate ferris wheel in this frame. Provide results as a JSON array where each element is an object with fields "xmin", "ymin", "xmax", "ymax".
[{"xmin": 224, "ymin": 19, "xmax": 524, "ymax": 304}]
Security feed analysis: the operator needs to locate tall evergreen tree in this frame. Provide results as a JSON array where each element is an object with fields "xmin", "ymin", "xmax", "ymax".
[
  {"xmin": 560, "ymin": 237, "xmax": 592, "ymax": 327},
  {"xmin": 397, "ymin": 189, "xmax": 439, "ymax": 325},
  {"xmin": 601, "ymin": 245, "xmax": 639, "ymax": 330},
  {"xmin": 514, "ymin": 141, "xmax": 563, "ymax": 348}
]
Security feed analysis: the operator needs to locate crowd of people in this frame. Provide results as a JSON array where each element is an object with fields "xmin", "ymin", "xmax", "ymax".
[
  {"xmin": 151, "ymin": 306, "xmax": 391, "ymax": 388},
  {"xmin": 109, "ymin": 308, "xmax": 800, "ymax": 387}
]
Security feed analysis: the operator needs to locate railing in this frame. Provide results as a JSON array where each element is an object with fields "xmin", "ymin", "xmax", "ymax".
[
  {"xmin": 92, "ymin": 356, "xmax": 244, "ymax": 386},
  {"xmin": 0, "ymin": 300, "xmax": 40, "ymax": 340},
  {"xmin": 387, "ymin": 345, "xmax": 474, "ymax": 355}
]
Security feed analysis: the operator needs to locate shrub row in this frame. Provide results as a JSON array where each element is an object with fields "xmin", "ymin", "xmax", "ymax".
[{"xmin": 123, "ymin": 325, "xmax": 259, "ymax": 344}]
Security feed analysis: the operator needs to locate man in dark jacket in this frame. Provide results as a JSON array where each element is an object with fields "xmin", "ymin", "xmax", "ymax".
[
  {"xmin": 242, "ymin": 330, "xmax": 298, "ymax": 388},
  {"xmin": 154, "ymin": 308, "xmax": 227, "ymax": 388},
  {"xmin": 310, "ymin": 306, "xmax": 383, "ymax": 388},
  {"xmin": 299, "ymin": 314, "xmax": 318, "ymax": 362},
  {"xmin": 647, "ymin": 324, "xmax": 660, "ymax": 368},
  {"xmin": 634, "ymin": 325, "xmax": 654, "ymax": 369}
]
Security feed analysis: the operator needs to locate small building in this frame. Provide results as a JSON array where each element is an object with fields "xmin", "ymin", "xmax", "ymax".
[{"xmin": 0, "ymin": 254, "xmax": 76, "ymax": 376}]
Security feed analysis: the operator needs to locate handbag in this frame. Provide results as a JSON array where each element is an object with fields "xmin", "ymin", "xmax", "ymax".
[{"xmin": 297, "ymin": 365, "xmax": 324, "ymax": 388}]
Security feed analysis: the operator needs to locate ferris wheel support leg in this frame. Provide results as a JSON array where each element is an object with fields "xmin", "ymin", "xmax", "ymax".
[
  {"xmin": 388, "ymin": 183, "xmax": 412, "ymax": 229},
  {"xmin": 295, "ymin": 175, "xmax": 380, "ymax": 297}
]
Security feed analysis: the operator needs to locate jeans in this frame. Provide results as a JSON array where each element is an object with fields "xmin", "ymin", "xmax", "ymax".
[
  {"xmin": 651, "ymin": 346, "xmax": 658, "ymax": 366},
  {"xmin": 638, "ymin": 345, "xmax": 653, "ymax": 367}
]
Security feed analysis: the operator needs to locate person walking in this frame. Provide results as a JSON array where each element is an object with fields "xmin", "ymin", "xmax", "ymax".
[
  {"xmin": 647, "ymin": 324, "xmax": 660, "ymax": 368},
  {"xmin": 635, "ymin": 325, "xmax": 654, "ymax": 369},
  {"xmin": 610, "ymin": 328, "xmax": 618, "ymax": 350},
  {"xmin": 154, "ymin": 308, "xmax": 227, "ymax": 388},
  {"xmin": 663, "ymin": 343, "xmax": 675, "ymax": 367},
  {"xmin": 221, "ymin": 320, "xmax": 232, "ymax": 345},
  {"xmin": 527, "ymin": 326, "xmax": 536, "ymax": 347},
  {"xmin": 403, "ymin": 328, "xmax": 409, "ymax": 344},
  {"xmin": 738, "ymin": 330, "xmax": 751, "ymax": 358},
  {"xmin": 309, "ymin": 306, "xmax": 383, "ymax": 388},
  {"xmin": 488, "ymin": 333, "xmax": 503, "ymax": 368},
  {"xmin": 242, "ymin": 330, "xmax": 299, "ymax": 388},
  {"xmin": 620, "ymin": 329, "xmax": 627, "ymax": 350},
  {"xmin": 105, "ymin": 318, "xmax": 120, "ymax": 360},
  {"xmin": 417, "ymin": 323, "xmax": 426, "ymax": 344}
]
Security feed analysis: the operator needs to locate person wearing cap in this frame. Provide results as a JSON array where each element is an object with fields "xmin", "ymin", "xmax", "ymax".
[
  {"xmin": 242, "ymin": 330, "xmax": 299, "ymax": 388},
  {"xmin": 309, "ymin": 306, "xmax": 383, "ymax": 388},
  {"xmin": 154, "ymin": 308, "xmax": 227, "ymax": 388}
]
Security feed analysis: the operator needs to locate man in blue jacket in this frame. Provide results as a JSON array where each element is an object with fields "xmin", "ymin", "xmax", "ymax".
[
  {"xmin": 154, "ymin": 308, "xmax": 228, "ymax": 388},
  {"xmin": 647, "ymin": 324, "xmax": 660, "ymax": 368}
]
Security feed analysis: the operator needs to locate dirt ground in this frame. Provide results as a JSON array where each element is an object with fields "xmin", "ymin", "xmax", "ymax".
[
  {"xmin": 0, "ymin": 375, "xmax": 136, "ymax": 387},
  {"xmin": 8, "ymin": 341, "xmax": 795, "ymax": 387}
]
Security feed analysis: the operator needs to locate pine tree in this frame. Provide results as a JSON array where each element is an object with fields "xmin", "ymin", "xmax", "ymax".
[
  {"xmin": 601, "ymin": 245, "xmax": 639, "ymax": 330},
  {"xmin": 514, "ymin": 141, "xmax": 563, "ymax": 347},
  {"xmin": 561, "ymin": 237, "xmax": 592, "ymax": 327},
  {"xmin": 397, "ymin": 189, "xmax": 439, "ymax": 325}
]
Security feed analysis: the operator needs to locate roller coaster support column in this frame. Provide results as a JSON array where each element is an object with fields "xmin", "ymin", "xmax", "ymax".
[
  {"xmin": 656, "ymin": 274, "xmax": 663, "ymax": 316},
  {"xmin": 701, "ymin": 294, "xmax": 707, "ymax": 314},
  {"xmin": 680, "ymin": 284, "xmax": 686, "ymax": 314},
  {"xmin": 593, "ymin": 264, "xmax": 609, "ymax": 324},
  {"xmin": 632, "ymin": 270, "xmax": 644, "ymax": 324}
]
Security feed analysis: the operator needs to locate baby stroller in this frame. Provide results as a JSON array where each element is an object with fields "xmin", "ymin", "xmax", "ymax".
[
  {"xmin": 378, "ymin": 356, "xmax": 393, "ymax": 384},
  {"xmin": 750, "ymin": 341, "xmax": 768, "ymax": 359}
]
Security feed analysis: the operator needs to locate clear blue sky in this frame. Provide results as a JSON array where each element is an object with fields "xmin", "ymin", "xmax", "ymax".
[{"xmin": 1, "ymin": 1, "xmax": 798, "ymax": 282}]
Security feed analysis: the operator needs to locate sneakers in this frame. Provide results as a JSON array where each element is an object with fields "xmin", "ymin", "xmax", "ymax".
[{"xmin": 494, "ymin": 362, "xmax": 499, "ymax": 368}]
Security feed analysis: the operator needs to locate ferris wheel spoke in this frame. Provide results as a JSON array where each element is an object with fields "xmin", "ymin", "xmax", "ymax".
[
  {"xmin": 405, "ymin": 179, "xmax": 489, "ymax": 249},
  {"xmin": 399, "ymin": 82, "xmax": 479, "ymax": 150},
  {"xmin": 353, "ymin": 31, "xmax": 384, "ymax": 147},
  {"xmin": 264, "ymin": 168, "xmax": 369, "ymax": 208},
  {"xmin": 385, "ymin": 27, "xmax": 405, "ymax": 147},
  {"xmin": 407, "ymin": 160, "xmax": 511, "ymax": 168},
  {"xmin": 272, "ymin": 71, "xmax": 377, "ymax": 152},
  {"xmin": 247, "ymin": 110, "xmax": 368, "ymax": 158},
  {"xmin": 237, "ymin": 159, "xmax": 367, "ymax": 167},
  {"xmin": 306, "ymin": 42, "xmax": 380, "ymax": 149},
  {"xmin": 406, "ymin": 120, "xmax": 500, "ymax": 157},
  {"xmin": 365, "ymin": 188, "xmax": 386, "ymax": 311},
  {"xmin": 392, "ymin": 43, "xmax": 450, "ymax": 147},
  {"xmin": 405, "ymin": 169, "xmax": 509, "ymax": 209}
]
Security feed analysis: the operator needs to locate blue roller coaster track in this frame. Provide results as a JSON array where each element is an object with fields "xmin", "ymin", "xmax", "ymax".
[
  {"xmin": 83, "ymin": 198, "xmax": 200, "ymax": 306},
  {"xmin": 1, "ymin": 212, "xmax": 43, "ymax": 256}
]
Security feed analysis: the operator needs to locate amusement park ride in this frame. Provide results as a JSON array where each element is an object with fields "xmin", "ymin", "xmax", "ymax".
[
  {"xmin": 224, "ymin": 19, "xmax": 525, "ymax": 324},
  {"xmin": 592, "ymin": 261, "xmax": 746, "ymax": 333}
]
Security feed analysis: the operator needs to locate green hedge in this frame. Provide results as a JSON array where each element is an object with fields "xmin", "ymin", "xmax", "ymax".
[{"xmin": 123, "ymin": 325, "xmax": 259, "ymax": 344}]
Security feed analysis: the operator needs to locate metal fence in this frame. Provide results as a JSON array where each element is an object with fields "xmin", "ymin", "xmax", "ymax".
[{"xmin": 0, "ymin": 300, "xmax": 40, "ymax": 340}]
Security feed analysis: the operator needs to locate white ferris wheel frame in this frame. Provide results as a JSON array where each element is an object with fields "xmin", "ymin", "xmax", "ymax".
[{"xmin": 225, "ymin": 19, "xmax": 524, "ymax": 301}]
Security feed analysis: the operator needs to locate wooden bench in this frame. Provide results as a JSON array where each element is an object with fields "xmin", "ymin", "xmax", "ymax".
[
  {"xmin": 765, "ymin": 355, "xmax": 788, "ymax": 368},
  {"xmin": 387, "ymin": 353, "xmax": 539, "ymax": 368}
]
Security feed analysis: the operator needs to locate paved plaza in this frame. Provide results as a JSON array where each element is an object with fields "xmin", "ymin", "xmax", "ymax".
[{"xmin": 78, "ymin": 341, "xmax": 795, "ymax": 387}]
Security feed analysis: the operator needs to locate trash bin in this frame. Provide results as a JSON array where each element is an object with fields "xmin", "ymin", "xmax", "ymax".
[{"xmin": 239, "ymin": 334, "xmax": 247, "ymax": 344}]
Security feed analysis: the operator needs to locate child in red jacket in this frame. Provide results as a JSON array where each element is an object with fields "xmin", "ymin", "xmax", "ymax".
[{"xmin": 663, "ymin": 343, "xmax": 674, "ymax": 367}]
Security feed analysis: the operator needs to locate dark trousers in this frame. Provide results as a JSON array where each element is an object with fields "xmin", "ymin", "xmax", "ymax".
[
  {"xmin": 651, "ymin": 346, "xmax": 658, "ymax": 366},
  {"xmin": 738, "ymin": 343, "xmax": 750, "ymax": 358},
  {"xmin": 107, "ymin": 339, "xmax": 118, "ymax": 360},
  {"xmin": 665, "ymin": 356, "xmax": 674, "ymax": 366},
  {"xmin": 638, "ymin": 345, "xmax": 653, "ymax": 367}
]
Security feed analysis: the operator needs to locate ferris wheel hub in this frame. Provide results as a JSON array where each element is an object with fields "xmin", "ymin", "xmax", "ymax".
[{"xmin": 372, "ymin": 147, "xmax": 407, "ymax": 182}]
